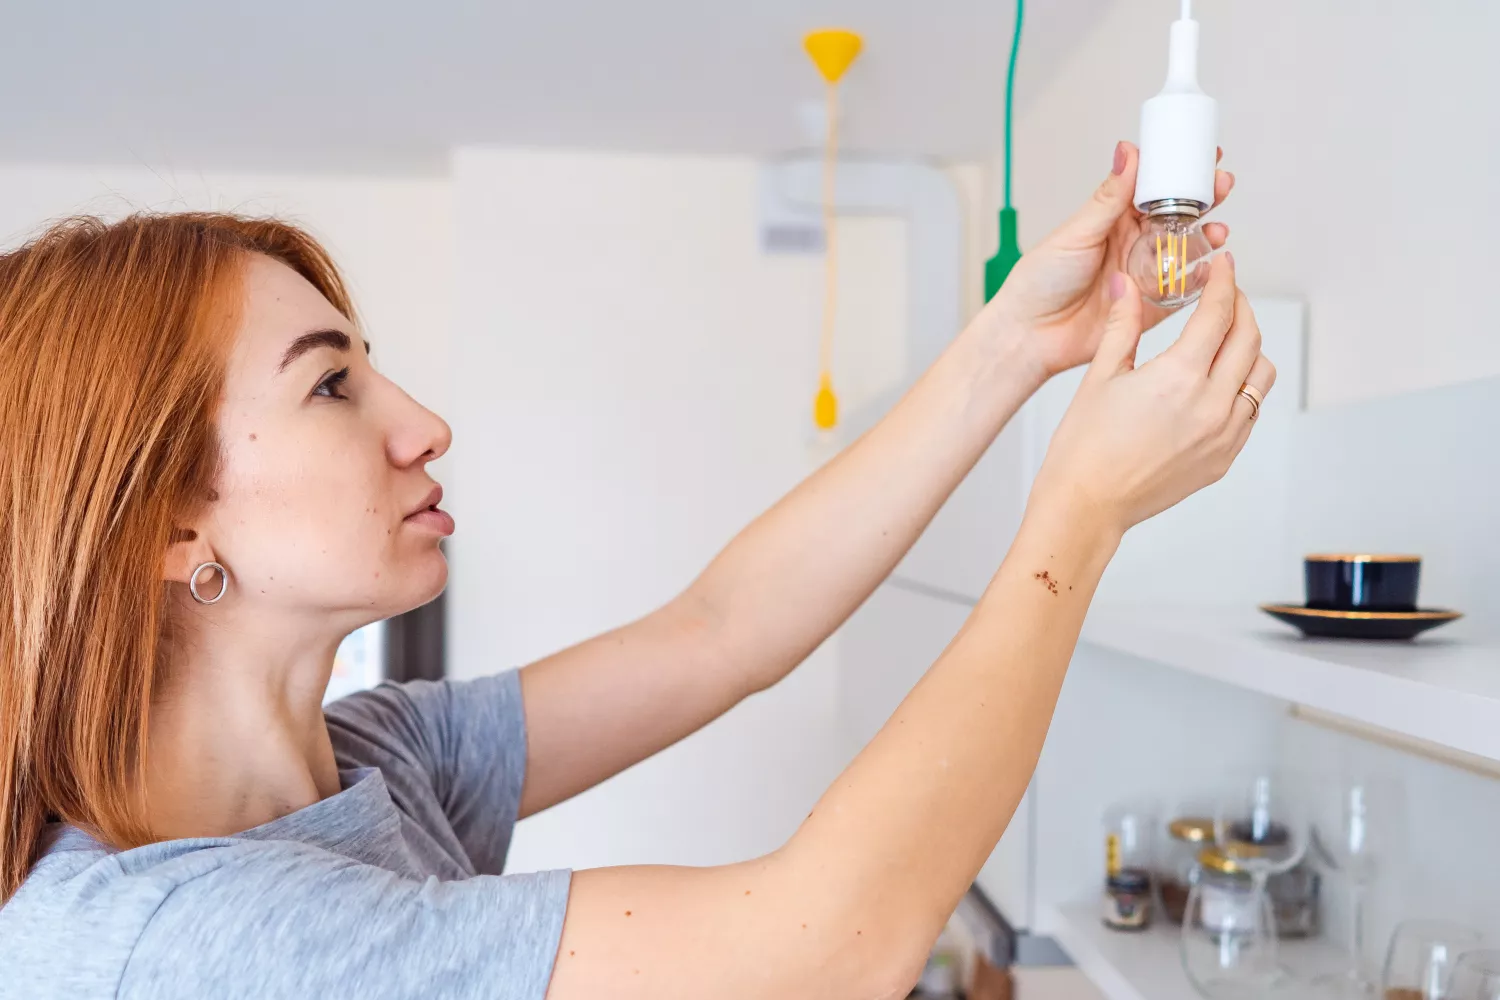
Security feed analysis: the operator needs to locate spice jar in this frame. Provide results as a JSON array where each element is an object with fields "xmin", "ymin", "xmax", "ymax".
[
  {"xmin": 1104, "ymin": 870, "xmax": 1153, "ymax": 931},
  {"xmin": 1266, "ymin": 859, "xmax": 1320, "ymax": 939},
  {"xmin": 1102, "ymin": 805, "xmax": 1155, "ymax": 932},
  {"xmin": 1195, "ymin": 846, "xmax": 1262, "ymax": 939},
  {"xmin": 1158, "ymin": 817, "xmax": 1213, "ymax": 925},
  {"xmin": 1195, "ymin": 845, "xmax": 1320, "ymax": 940}
]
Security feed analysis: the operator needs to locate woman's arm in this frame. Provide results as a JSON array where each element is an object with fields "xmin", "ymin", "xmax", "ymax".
[
  {"xmin": 517, "ymin": 143, "xmax": 1233, "ymax": 818},
  {"xmin": 545, "ymin": 258, "xmax": 1275, "ymax": 999}
]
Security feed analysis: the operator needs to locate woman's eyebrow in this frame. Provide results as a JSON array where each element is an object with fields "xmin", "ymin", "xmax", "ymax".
[{"xmin": 276, "ymin": 329, "xmax": 370, "ymax": 373}]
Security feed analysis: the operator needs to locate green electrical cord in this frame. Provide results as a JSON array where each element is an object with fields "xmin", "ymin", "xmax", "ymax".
[
  {"xmin": 1003, "ymin": 0, "xmax": 1023, "ymax": 210},
  {"xmin": 985, "ymin": 0, "xmax": 1025, "ymax": 302}
]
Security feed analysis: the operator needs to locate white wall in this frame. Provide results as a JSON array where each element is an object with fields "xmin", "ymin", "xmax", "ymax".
[
  {"xmin": 0, "ymin": 163, "xmax": 454, "ymax": 446},
  {"xmin": 1003, "ymin": 1, "xmax": 1500, "ymax": 408}
]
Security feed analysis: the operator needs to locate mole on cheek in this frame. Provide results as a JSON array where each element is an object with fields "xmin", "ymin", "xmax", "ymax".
[{"xmin": 248, "ymin": 433, "xmax": 257, "ymax": 441}]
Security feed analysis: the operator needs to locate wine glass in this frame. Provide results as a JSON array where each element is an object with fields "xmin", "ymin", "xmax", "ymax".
[
  {"xmin": 1180, "ymin": 769, "xmax": 1310, "ymax": 999},
  {"xmin": 1311, "ymin": 775, "xmax": 1404, "ymax": 999},
  {"xmin": 1213, "ymin": 768, "xmax": 1311, "ymax": 883},
  {"xmin": 1381, "ymin": 920, "xmax": 1483, "ymax": 1000},
  {"xmin": 1449, "ymin": 951, "xmax": 1500, "ymax": 1000}
]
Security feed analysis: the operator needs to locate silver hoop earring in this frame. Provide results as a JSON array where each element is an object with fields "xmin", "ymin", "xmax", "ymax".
[{"xmin": 189, "ymin": 561, "xmax": 229, "ymax": 605}]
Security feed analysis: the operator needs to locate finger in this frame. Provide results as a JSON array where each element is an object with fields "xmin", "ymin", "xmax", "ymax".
[
  {"xmin": 1210, "ymin": 169, "xmax": 1234, "ymax": 210},
  {"xmin": 1203, "ymin": 221, "xmax": 1229, "ymax": 248},
  {"xmin": 1227, "ymin": 352, "xmax": 1278, "ymax": 446},
  {"xmin": 1048, "ymin": 141, "xmax": 1140, "ymax": 250},
  {"xmin": 1209, "ymin": 288, "xmax": 1262, "ymax": 395},
  {"xmin": 1086, "ymin": 272, "xmax": 1146, "ymax": 382},
  {"xmin": 1170, "ymin": 252, "xmax": 1238, "ymax": 368},
  {"xmin": 1216, "ymin": 146, "xmax": 1223, "ymax": 165}
]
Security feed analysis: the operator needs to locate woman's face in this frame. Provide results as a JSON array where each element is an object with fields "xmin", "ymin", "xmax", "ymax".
[{"xmin": 191, "ymin": 254, "xmax": 452, "ymax": 632}]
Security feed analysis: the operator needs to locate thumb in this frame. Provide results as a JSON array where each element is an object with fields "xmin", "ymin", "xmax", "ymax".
[
  {"xmin": 1087, "ymin": 273, "xmax": 1145, "ymax": 381},
  {"xmin": 1051, "ymin": 141, "xmax": 1138, "ymax": 249}
]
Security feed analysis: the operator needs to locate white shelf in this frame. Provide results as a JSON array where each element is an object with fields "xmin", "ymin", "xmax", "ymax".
[
  {"xmin": 1043, "ymin": 899, "xmax": 1344, "ymax": 1000},
  {"xmin": 1079, "ymin": 606, "xmax": 1500, "ymax": 764}
]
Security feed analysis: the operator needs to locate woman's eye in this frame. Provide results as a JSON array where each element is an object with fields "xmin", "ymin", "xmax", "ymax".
[{"xmin": 313, "ymin": 367, "xmax": 351, "ymax": 400}]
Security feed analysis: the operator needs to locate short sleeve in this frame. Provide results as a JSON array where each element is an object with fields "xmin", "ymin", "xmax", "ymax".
[
  {"xmin": 325, "ymin": 672, "xmax": 528, "ymax": 873},
  {"xmin": 118, "ymin": 843, "xmax": 571, "ymax": 1000}
]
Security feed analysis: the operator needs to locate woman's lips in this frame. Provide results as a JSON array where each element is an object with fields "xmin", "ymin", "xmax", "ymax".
[
  {"xmin": 404, "ymin": 484, "xmax": 454, "ymax": 535},
  {"xmin": 404, "ymin": 506, "xmax": 455, "ymax": 535}
]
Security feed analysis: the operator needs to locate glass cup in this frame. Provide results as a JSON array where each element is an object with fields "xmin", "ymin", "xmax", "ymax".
[{"xmin": 1380, "ymin": 920, "xmax": 1483, "ymax": 1000}]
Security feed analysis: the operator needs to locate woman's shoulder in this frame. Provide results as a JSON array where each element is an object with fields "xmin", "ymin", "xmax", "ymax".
[{"xmin": 0, "ymin": 827, "xmax": 308, "ymax": 998}]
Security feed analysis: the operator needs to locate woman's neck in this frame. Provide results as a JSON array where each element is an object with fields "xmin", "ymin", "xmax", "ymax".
[{"xmin": 143, "ymin": 606, "xmax": 345, "ymax": 840}]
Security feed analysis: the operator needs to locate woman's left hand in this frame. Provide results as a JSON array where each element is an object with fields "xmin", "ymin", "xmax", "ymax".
[{"xmin": 990, "ymin": 140, "xmax": 1234, "ymax": 379}]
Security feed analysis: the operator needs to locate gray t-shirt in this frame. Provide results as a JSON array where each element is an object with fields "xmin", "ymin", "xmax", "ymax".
[{"xmin": 0, "ymin": 671, "xmax": 571, "ymax": 1000}]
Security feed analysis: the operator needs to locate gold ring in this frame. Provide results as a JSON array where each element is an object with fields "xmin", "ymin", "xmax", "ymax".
[{"xmin": 1237, "ymin": 383, "xmax": 1263, "ymax": 421}]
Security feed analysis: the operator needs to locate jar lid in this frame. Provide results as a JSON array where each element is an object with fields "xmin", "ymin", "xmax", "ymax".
[
  {"xmin": 1224, "ymin": 818, "xmax": 1289, "ymax": 847},
  {"xmin": 1168, "ymin": 817, "xmax": 1214, "ymax": 843},
  {"xmin": 1198, "ymin": 845, "xmax": 1260, "ymax": 875},
  {"xmin": 1107, "ymin": 870, "xmax": 1151, "ymax": 892}
]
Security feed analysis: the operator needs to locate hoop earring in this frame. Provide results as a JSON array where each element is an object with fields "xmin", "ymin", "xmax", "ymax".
[{"xmin": 189, "ymin": 561, "xmax": 229, "ymax": 605}]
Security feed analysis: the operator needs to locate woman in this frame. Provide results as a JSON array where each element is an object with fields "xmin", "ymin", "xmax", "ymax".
[{"xmin": 0, "ymin": 142, "xmax": 1271, "ymax": 999}]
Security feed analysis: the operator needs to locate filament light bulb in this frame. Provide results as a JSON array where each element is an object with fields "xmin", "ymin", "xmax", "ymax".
[
  {"xmin": 1127, "ymin": 206, "xmax": 1212, "ymax": 308},
  {"xmin": 1130, "ymin": 0, "xmax": 1219, "ymax": 309}
]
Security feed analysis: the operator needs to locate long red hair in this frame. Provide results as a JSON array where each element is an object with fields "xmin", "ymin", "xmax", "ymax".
[{"xmin": 0, "ymin": 212, "xmax": 354, "ymax": 902}]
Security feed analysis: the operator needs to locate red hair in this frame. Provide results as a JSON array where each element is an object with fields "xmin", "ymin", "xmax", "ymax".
[{"xmin": 0, "ymin": 213, "xmax": 354, "ymax": 901}]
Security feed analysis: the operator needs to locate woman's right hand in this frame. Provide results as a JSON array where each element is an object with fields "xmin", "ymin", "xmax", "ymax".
[{"xmin": 1030, "ymin": 252, "xmax": 1276, "ymax": 537}]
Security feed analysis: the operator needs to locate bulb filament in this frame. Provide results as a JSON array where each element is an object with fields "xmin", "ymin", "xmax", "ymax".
[{"xmin": 1155, "ymin": 231, "xmax": 1189, "ymax": 299}]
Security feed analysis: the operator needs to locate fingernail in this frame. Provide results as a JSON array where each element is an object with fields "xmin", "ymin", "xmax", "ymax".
[
  {"xmin": 1108, "ymin": 272, "xmax": 1126, "ymax": 301},
  {"xmin": 1225, "ymin": 170, "xmax": 1236, "ymax": 186},
  {"xmin": 1225, "ymin": 251, "xmax": 1236, "ymax": 269},
  {"xmin": 1111, "ymin": 141, "xmax": 1126, "ymax": 175}
]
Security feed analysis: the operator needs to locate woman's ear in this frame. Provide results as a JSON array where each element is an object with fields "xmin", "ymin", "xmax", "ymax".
[{"xmin": 163, "ymin": 527, "xmax": 218, "ymax": 585}]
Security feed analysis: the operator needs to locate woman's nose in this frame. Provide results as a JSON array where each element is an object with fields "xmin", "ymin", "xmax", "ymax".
[{"xmin": 387, "ymin": 387, "xmax": 452, "ymax": 467}]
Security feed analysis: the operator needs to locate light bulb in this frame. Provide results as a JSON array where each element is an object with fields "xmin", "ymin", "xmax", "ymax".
[
  {"xmin": 1127, "ymin": 206, "xmax": 1212, "ymax": 308},
  {"xmin": 1130, "ymin": 2, "xmax": 1219, "ymax": 309}
]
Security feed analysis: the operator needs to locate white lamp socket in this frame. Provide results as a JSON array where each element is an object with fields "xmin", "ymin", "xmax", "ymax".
[{"xmin": 1134, "ymin": 15, "xmax": 1218, "ymax": 211}]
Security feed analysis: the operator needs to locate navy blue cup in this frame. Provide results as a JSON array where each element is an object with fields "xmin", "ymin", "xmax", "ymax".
[{"xmin": 1304, "ymin": 555, "xmax": 1420, "ymax": 612}]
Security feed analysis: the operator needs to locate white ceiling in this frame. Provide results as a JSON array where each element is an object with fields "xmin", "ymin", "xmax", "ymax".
[{"xmin": 0, "ymin": 0, "xmax": 1110, "ymax": 174}]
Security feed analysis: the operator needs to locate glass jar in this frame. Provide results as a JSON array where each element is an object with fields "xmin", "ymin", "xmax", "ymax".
[
  {"xmin": 1102, "ymin": 804, "xmax": 1156, "ymax": 932},
  {"xmin": 1196, "ymin": 847, "xmax": 1262, "ymax": 938},
  {"xmin": 1158, "ymin": 817, "xmax": 1213, "ymax": 925},
  {"xmin": 1195, "ymin": 844, "xmax": 1319, "ymax": 939},
  {"xmin": 1266, "ymin": 860, "xmax": 1320, "ymax": 940},
  {"xmin": 1104, "ymin": 870, "xmax": 1153, "ymax": 932}
]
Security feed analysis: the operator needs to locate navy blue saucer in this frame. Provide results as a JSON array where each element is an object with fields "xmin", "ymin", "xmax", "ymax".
[{"xmin": 1260, "ymin": 604, "xmax": 1462, "ymax": 641}]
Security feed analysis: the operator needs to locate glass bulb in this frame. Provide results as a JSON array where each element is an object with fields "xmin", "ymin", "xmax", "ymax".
[{"xmin": 1127, "ymin": 211, "xmax": 1212, "ymax": 308}]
